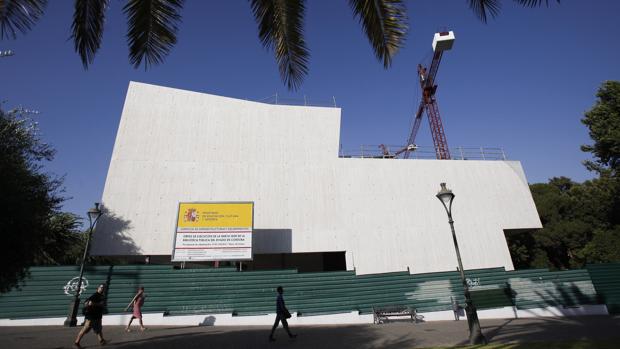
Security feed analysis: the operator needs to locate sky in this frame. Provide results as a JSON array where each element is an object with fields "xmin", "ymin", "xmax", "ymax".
[{"xmin": 2, "ymin": 1, "xmax": 620, "ymax": 223}]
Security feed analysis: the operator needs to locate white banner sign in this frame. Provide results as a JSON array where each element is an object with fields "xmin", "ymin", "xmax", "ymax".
[{"xmin": 172, "ymin": 202, "xmax": 254, "ymax": 261}]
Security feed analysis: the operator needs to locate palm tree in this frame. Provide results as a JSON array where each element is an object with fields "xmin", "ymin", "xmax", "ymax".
[{"xmin": 0, "ymin": 0, "xmax": 558, "ymax": 90}]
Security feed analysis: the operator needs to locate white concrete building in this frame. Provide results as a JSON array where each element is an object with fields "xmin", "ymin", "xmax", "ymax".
[{"xmin": 93, "ymin": 81, "xmax": 542, "ymax": 275}]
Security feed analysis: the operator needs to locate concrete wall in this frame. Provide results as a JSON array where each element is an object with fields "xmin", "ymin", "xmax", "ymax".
[{"xmin": 93, "ymin": 81, "xmax": 542, "ymax": 275}]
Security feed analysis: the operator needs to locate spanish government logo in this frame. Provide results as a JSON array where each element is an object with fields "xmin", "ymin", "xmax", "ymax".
[{"xmin": 183, "ymin": 208, "xmax": 198, "ymax": 222}]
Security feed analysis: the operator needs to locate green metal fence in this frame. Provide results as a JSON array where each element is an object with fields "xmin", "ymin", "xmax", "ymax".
[
  {"xmin": 587, "ymin": 263, "xmax": 620, "ymax": 314},
  {"xmin": 0, "ymin": 264, "xmax": 610, "ymax": 320}
]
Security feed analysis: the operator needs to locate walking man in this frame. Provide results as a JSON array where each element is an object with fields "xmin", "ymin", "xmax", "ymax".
[
  {"xmin": 269, "ymin": 286, "xmax": 296, "ymax": 341},
  {"xmin": 74, "ymin": 284, "xmax": 107, "ymax": 348}
]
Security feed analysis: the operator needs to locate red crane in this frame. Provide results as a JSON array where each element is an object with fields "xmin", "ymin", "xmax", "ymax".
[{"xmin": 403, "ymin": 31, "xmax": 455, "ymax": 160}]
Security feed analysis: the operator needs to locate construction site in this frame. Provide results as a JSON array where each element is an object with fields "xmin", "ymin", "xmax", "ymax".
[
  {"xmin": 91, "ymin": 31, "xmax": 539, "ymax": 273},
  {"xmin": 1, "ymin": 31, "xmax": 618, "ymax": 328}
]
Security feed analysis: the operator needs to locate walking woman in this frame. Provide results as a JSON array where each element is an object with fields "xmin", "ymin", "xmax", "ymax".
[
  {"xmin": 269, "ymin": 286, "xmax": 296, "ymax": 341},
  {"xmin": 125, "ymin": 286, "xmax": 146, "ymax": 332}
]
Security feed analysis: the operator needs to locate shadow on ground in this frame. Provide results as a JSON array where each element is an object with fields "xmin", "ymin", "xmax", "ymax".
[
  {"xmin": 106, "ymin": 324, "xmax": 417, "ymax": 349},
  {"xmin": 2, "ymin": 315, "xmax": 620, "ymax": 349},
  {"xmin": 472, "ymin": 315, "xmax": 620, "ymax": 347}
]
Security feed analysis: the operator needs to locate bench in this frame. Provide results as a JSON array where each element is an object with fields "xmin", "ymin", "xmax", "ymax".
[{"xmin": 372, "ymin": 305, "xmax": 419, "ymax": 324}]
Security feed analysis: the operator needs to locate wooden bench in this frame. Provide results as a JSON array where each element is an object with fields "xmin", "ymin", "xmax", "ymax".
[{"xmin": 372, "ymin": 305, "xmax": 419, "ymax": 324}]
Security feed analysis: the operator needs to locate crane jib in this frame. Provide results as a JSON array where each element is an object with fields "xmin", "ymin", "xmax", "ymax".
[{"xmin": 403, "ymin": 31, "xmax": 454, "ymax": 160}]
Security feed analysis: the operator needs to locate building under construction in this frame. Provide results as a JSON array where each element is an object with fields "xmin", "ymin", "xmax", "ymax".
[
  {"xmin": 92, "ymin": 80, "xmax": 541, "ymax": 276},
  {"xmin": 1, "ymin": 32, "xmax": 614, "ymax": 328}
]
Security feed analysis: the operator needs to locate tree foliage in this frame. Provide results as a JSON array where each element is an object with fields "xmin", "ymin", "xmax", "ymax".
[
  {"xmin": 34, "ymin": 212, "xmax": 85, "ymax": 266},
  {"xmin": 0, "ymin": 0, "xmax": 558, "ymax": 90},
  {"xmin": 0, "ymin": 107, "xmax": 82, "ymax": 292},
  {"xmin": 581, "ymin": 81, "xmax": 620, "ymax": 177},
  {"xmin": 507, "ymin": 81, "xmax": 620, "ymax": 270}
]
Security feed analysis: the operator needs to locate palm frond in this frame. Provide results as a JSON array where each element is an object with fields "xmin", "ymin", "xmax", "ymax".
[
  {"xmin": 123, "ymin": 0, "xmax": 183, "ymax": 70},
  {"xmin": 250, "ymin": 0, "xmax": 309, "ymax": 91},
  {"xmin": 468, "ymin": 0, "xmax": 501, "ymax": 23},
  {"xmin": 470, "ymin": 0, "xmax": 560, "ymax": 23},
  {"xmin": 0, "ymin": 0, "xmax": 46, "ymax": 39},
  {"xmin": 514, "ymin": 0, "xmax": 560, "ymax": 8},
  {"xmin": 349, "ymin": 0, "xmax": 408, "ymax": 68},
  {"xmin": 71, "ymin": 0, "xmax": 109, "ymax": 69}
]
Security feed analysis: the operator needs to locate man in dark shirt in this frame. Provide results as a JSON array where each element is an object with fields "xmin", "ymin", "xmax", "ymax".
[
  {"xmin": 74, "ymin": 284, "xmax": 107, "ymax": 348},
  {"xmin": 269, "ymin": 286, "xmax": 296, "ymax": 341}
]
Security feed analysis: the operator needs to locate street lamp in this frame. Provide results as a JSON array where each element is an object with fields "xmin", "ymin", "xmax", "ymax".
[
  {"xmin": 436, "ymin": 183, "xmax": 487, "ymax": 345},
  {"xmin": 64, "ymin": 203, "xmax": 103, "ymax": 327}
]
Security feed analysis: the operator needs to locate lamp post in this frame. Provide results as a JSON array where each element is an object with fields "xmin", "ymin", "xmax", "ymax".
[
  {"xmin": 64, "ymin": 203, "xmax": 103, "ymax": 327},
  {"xmin": 436, "ymin": 183, "xmax": 487, "ymax": 345}
]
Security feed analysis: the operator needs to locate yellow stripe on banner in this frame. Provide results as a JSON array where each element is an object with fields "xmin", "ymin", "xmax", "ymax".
[{"xmin": 177, "ymin": 203, "xmax": 253, "ymax": 229}]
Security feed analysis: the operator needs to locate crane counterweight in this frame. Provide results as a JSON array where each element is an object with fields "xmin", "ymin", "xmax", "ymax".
[{"xmin": 432, "ymin": 31, "xmax": 455, "ymax": 52}]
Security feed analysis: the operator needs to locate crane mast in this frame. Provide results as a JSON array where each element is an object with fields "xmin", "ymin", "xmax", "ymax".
[{"xmin": 403, "ymin": 31, "xmax": 455, "ymax": 160}]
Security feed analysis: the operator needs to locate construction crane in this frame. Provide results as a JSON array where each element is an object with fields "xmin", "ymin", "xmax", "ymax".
[
  {"xmin": 378, "ymin": 143, "xmax": 417, "ymax": 158},
  {"xmin": 401, "ymin": 31, "xmax": 455, "ymax": 160}
]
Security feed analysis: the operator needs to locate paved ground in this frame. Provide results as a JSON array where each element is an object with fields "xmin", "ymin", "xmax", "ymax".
[{"xmin": 2, "ymin": 315, "xmax": 619, "ymax": 349}]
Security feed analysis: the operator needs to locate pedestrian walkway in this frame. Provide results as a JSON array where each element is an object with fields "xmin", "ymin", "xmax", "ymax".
[{"xmin": 1, "ymin": 315, "xmax": 619, "ymax": 349}]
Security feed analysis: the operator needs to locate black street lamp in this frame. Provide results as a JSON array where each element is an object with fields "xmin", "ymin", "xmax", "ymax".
[
  {"xmin": 64, "ymin": 203, "xmax": 103, "ymax": 327},
  {"xmin": 436, "ymin": 183, "xmax": 487, "ymax": 345}
]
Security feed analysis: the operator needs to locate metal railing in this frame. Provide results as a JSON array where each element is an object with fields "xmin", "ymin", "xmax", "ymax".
[
  {"xmin": 339, "ymin": 145, "xmax": 507, "ymax": 160},
  {"xmin": 254, "ymin": 93, "xmax": 338, "ymax": 108}
]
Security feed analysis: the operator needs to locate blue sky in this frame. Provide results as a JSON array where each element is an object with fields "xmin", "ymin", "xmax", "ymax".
[{"xmin": 2, "ymin": 1, "xmax": 619, "ymax": 221}]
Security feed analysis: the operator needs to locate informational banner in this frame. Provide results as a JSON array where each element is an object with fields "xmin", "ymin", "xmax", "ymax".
[{"xmin": 171, "ymin": 202, "xmax": 254, "ymax": 262}]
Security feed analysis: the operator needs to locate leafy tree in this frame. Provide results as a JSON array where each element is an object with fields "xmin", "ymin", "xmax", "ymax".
[
  {"xmin": 508, "ymin": 81, "xmax": 620, "ymax": 270},
  {"xmin": 0, "ymin": 106, "xmax": 79, "ymax": 292},
  {"xmin": 34, "ymin": 212, "xmax": 85, "ymax": 266},
  {"xmin": 527, "ymin": 178, "xmax": 588, "ymax": 269},
  {"xmin": 581, "ymin": 81, "xmax": 620, "ymax": 177},
  {"xmin": 581, "ymin": 226, "xmax": 620, "ymax": 264},
  {"xmin": 506, "ymin": 228, "xmax": 543, "ymax": 269},
  {"xmin": 577, "ymin": 80, "xmax": 620, "ymax": 263},
  {"xmin": 0, "ymin": 0, "xmax": 558, "ymax": 90},
  {"xmin": 509, "ymin": 176, "xmax": 619, "ymax": 270}
]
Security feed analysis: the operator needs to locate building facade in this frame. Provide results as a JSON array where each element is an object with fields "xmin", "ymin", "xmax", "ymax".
[{"xmin": 93, "ymin": 82, "xmax": 542, "ymax": 275}]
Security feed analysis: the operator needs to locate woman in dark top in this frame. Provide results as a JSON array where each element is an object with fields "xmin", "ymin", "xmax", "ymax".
[{"xmin": 74, "ymin": 284, "xmax": 107, "ymax": 348}]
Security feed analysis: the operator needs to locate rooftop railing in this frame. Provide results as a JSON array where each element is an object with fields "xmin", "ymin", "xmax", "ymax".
[
  {"xmin": 254, "ymin": 93, "xmax": 338, "ymax": 108},
  {"xmin": 339, "ymin": 145, "xmax": 507, "ymax": 160}
]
